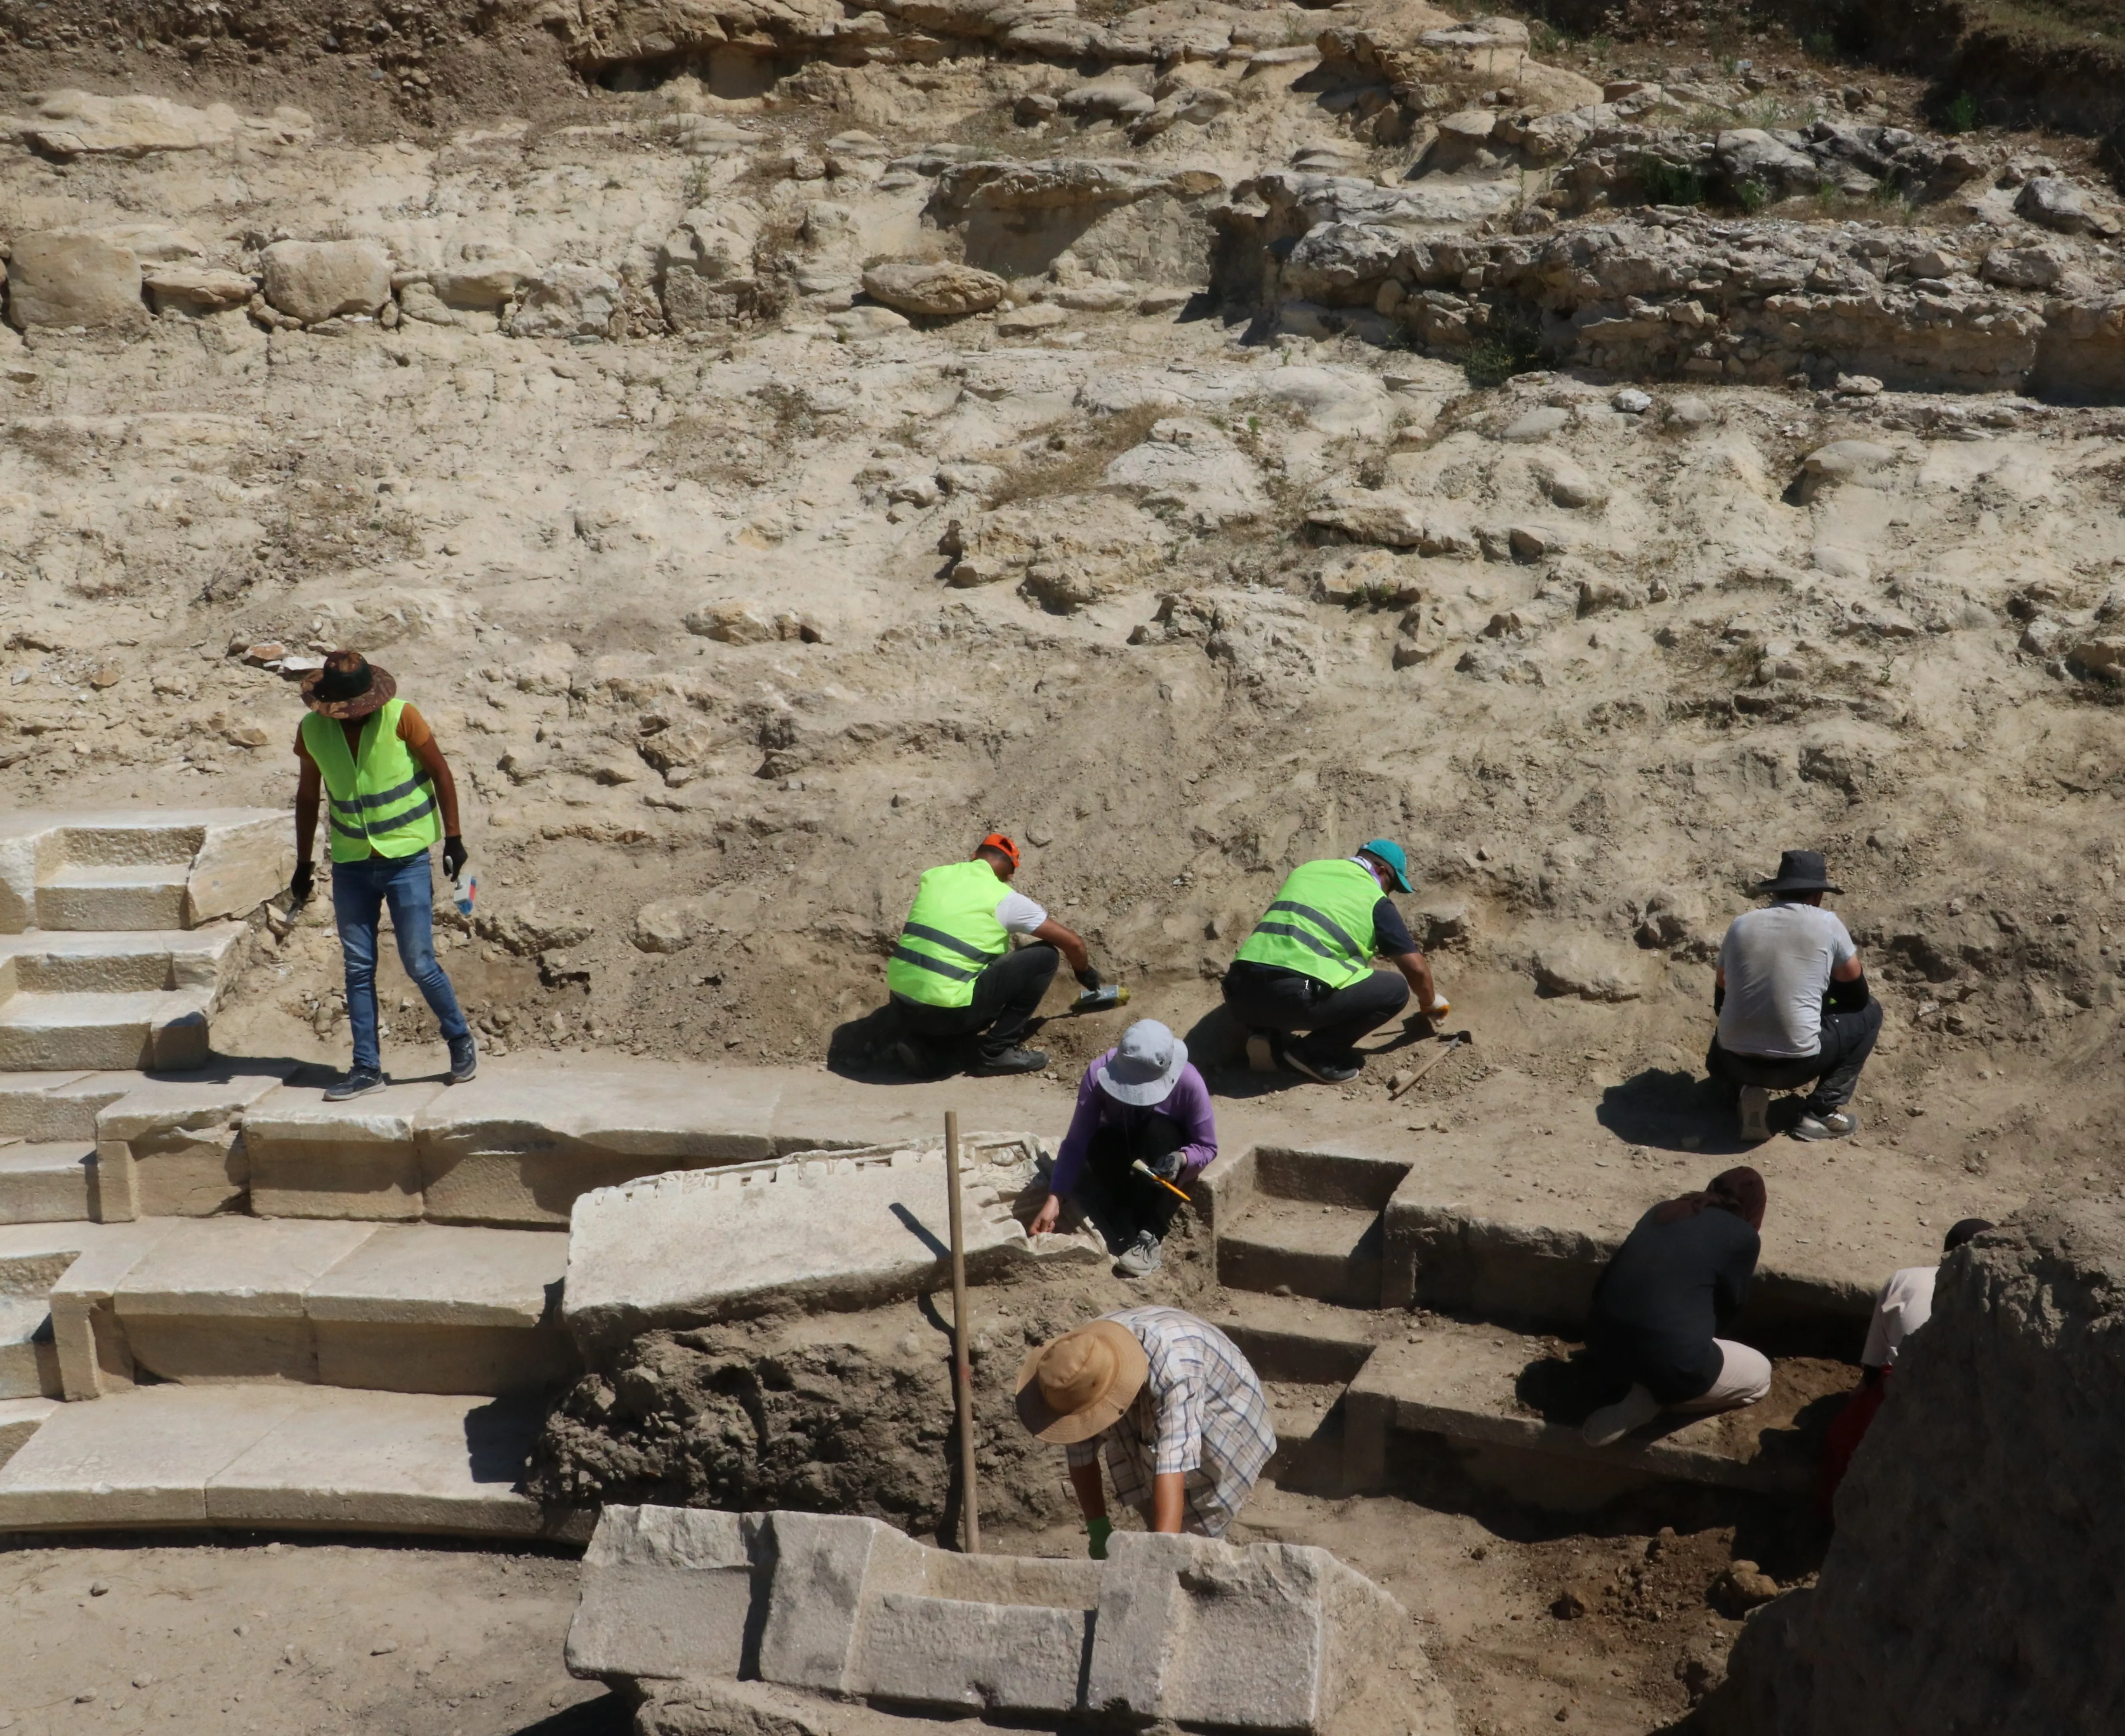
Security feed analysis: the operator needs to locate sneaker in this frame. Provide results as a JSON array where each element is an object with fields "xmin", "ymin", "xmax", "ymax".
[
  {"xmin": 891, "ymin": 1039, "xmax": 934, "ymax": 1077},
  {"xmin": 1738, "ymin": 1085, "xmax": 1771, "ymax": 1143},
  {"xmin": 1581, "ymin": 1384, "xmax": 1662, "ymax": 1448},
  {"xmin": 1792, "ymin": 1109, "xmax": 1857, "ymax": 1141},
  {"xmin": 1245, "ymin": 1032, "xmax": 1279, "ymax": 1074},
  {"xmin": 323, "ymin": 1065, "xmax": 389, "ymax": 1102},
  {"xmin": 448, "ymin": 1033, "xmax": 478, "ymax": 1085},
  {"xmin": 1115, "ymin": 1230, "xmax": 1163, "ymax": 1278},
  {"xmin": 1282, "ymin": 1046, "xmax": 1361, "ymax": 1086},
  {"xmin": 972, "ymin": 1046, "xmax": 1048, "ymax": 1076}
]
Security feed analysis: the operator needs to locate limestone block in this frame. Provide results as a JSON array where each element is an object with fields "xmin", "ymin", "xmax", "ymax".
[
  {"xmin": 204, "ymin": 1387, "xmax": 559, "ymax": 1537},
  {"xmin": 567, "ymin": 1504, "xmax": 764, "ymax": 1682},
  {"xmin": 244, "ymin": 1080, "xmax": 443, "ymax": 1220},
  {"xmin": 413, "ymin": 1066, "xmax": 781, "ymax": 1229},
  {"xmin": 436, "ymin": 240, "xmax": 537, "ymax": 309},
  {"xmin": 45, "ymin": 1219, "xmax": 176, "ymax": 1398},
  {"xmin": 1086, "ymin": 1532, "xmax": 1409, "ymax": 1732},
  {"xmin": 860, "ymin": 260, "xmax": 1008, "ymax": 318},
  {"xmin": 260, "ymin": 240, "xmax": 392, "ymax": 326},
  {"xmin": 0, "ymin": 1071, "xmax": 122, "ymax": 1142},
  {"xmin": 0, "ymin": 1381, "xmax": 306, "ymax": 1526},
  {"xmin": 509, "ymin": 264, "xmax": 621, "ymax": 339},
  {"xmin": 183, "ymin": 812, "xmax": 291, "ymax": 923},
  {"xmin": 851, "ymin": 1592, "xmax": 1089, "ymax": 1712},
  {"xmin": 0, "ymin": 1395, "xmax": 57, "ymax": 1469},
  {"xmin": 756, "ymin": 1512, "xmax": 929, "ymax": 1694},
  {"xmin": 113, "ymin": 1217, "xmax": 376, "ymax": 1383},
  {"xmin": 144, "ymin": 264, "xmax": 258, "ymax": 314},
  {"xmin": 5, "ymin": 231, "xmax": 147, "ymax": 332},
  {"xmin": 0, "ymin": 1143, "xmax": 93, "ymax": 1223},
  {"xmin": 562, "ymin": 1139, "xmax": 1082, "ymax": 1358}
]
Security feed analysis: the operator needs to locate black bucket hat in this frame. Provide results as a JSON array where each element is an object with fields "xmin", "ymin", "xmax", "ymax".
[{"xmin": 1758, "ymin": 849, "xmax": 1842, "ymax": 895}]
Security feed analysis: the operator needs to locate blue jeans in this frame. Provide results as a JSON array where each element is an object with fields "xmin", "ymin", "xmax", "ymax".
[{"xmin": 332, "ymin": 852, "xmax": 470, "ymax": 1072}]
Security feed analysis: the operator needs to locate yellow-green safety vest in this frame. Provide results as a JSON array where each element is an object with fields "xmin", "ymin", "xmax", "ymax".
[
  {"xmin": 300, "ymin": 699, "xmax": 443, "ymax": 865},
  {"xmin": 887, "ymin": 859, "xmax": 1012, "ymax": 1007},
  {"xmin": 1234, "ymin": 858, "xmax": 1383, "ymax": 990}
]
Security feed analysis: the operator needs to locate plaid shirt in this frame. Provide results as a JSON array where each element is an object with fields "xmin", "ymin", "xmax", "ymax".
[{"xmin": 1064, "ymin": 1306, "xmax": 1276, "ymax": 1538}]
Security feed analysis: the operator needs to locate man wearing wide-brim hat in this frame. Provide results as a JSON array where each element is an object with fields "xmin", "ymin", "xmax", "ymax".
[
  {"xmin": 1017, "ymin": 1307, "xmax": 1274, "ymax": 1557},
  {"xmin": 291, "ymin": 649, "xmax": 477, "ymax": 1101},
  {"xmin": 1708, "ymin": 849, "xmax": 1879, "ymax": 1142}
]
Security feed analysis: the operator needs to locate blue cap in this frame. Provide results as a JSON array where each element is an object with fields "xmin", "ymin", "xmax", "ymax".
[{"xmin": 1359, "ymin": 838, "xmax": 1413, "ymax": 893}]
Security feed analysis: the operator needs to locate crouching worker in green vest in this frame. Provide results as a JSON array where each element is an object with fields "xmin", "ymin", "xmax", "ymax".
[
  {"xmin": 888, "ymin": 833, "xmax": 1100, "ymax": 1077},
  {"xmin": 289, "ymin": 650, "xmax": 476, "ymax": 1103},
  {"xmin": 1220, "ymin": 838, "xmax": 1445, "ymax": 1085}
]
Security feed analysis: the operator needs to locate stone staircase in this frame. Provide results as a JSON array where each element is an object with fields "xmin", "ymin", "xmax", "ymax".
[
  {"xmin": 1200, "ymin": 1145, "xmax": 1863, "ymax": 1507},
  {"xmin": 0, "ymin": 809, "xmax": 290, "ymax": 1071}
]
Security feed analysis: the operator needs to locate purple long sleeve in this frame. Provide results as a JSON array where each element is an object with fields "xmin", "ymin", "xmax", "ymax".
[{"xmin": 1048, "ymin": 1049, "xmax": 1219, "ymax": 1198}]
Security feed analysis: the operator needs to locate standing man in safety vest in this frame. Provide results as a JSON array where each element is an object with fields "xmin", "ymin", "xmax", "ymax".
[
  {"xmin": 1220, "ymin": 838, "xmax": 1444, "ymax": 1085},
  {"xmin": 888, "ymin": 834, "xmax": 1100, "ymax": 1077},
  {"xmin": 289, "ymin": 650, "xmax": 476, "ymax": 1102}
]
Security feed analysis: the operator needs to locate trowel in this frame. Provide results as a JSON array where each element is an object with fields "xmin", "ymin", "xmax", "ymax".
[{"xmin": 1067, "ymin": 984, "xmax": 1130, "ymax": 1016}]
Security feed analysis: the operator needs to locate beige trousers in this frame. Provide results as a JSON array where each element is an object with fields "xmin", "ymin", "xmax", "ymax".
[{"xmin": 1670, "ymin": 1338, "xmax": 1774, "ymax": 1412}]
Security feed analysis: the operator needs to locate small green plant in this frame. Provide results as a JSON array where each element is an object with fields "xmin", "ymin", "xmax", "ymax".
[
  {"xmin": 1804, "ymin": 30, "xmax": 1836, "ymax": 58},
  {"xmin": 1588, "ymin": 32, "xmax": 1613, "ymax": 59},
  {"xmin": 1945, "ymin": 90, "xmax": 1980, "ymax": 133},
  {"xmin": 1639, "ymin": 155, "xmax": 1708, "ymax": 206},
  {"xmin": 1462, "ymin": 306, "xmax": 1545, "ymax": 389},
  {"xmin": 1733, "ymin": 178, "xmax": 1770, "ymax": 213},
  {"xmin": 1531, "ymin": 20, "xmax": 1565, "ymax": 55},
  {"xmin": 1719, "ymin": 52, "xmax": 1740, "ymax": 76}
]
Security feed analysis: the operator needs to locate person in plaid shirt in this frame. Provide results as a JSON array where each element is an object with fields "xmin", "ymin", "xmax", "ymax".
[{"xmin": 1015, "ymin": 1305, "xmax": 1276, "ymax": 1554}]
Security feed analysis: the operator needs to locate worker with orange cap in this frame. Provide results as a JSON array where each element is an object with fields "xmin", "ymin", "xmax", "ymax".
[{"xmin": 886, "ymin": 833, "xmax": 1098, "ymax": 1076}]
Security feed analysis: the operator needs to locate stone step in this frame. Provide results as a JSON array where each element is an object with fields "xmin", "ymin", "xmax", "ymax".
[
  {"xmin": 36, "ymin": 862, "xmax": 192, "ymax": 931},
  {"xmin": 1216, "ymin": 1196, "xmax": 1386, "ymax": 1308},
  {"xmin": 0, "ymin": 990, "xmax": 213, "ymax": 1073},
  {"xmin": 0, "ymin": 924, "xmax": 246, "ymax": 995},
  {"xmin": 0, "ymin": 1396, "xmax": 58, "ymax": 1469},
  {"xmin": 1205, "ymin": 1289, "xmax": 1388, "ymax": 1385},
  {"xmin": 0, "ymin": 1071, "xmax": 124, "ymax": 1141},
  {"xmin": 0, "ymin": 1293, "xmax": 59, "ymax": 1399},
  {"xmin": 0, "ymin": 1382, "xmax": 590, "ymax": 1539},
  {"xmin": 58, "ymin": 1216, "xmax": 572, "ymax": 1398},
  {"xmin": 0, "ymin": 1141, "xmax": 94, "ymax": 1223},
  {"xmin": 1342, "ymin": 1316, "xmax": 1856, "ymax": 1502}
]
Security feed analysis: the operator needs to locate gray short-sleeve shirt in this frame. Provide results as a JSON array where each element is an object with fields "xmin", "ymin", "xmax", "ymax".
[{"xmin": 1716, "ymin": 902, "xmax": 1857, "ymax": 1059}]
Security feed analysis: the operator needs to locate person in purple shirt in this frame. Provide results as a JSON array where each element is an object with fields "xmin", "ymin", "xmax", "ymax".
[{"xmin": 1030, "ymin": 1019, "xmax": 1216, "ymax": 1280}]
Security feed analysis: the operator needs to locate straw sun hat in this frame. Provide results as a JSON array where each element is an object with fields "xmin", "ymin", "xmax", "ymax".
[{"xmin": 1014, "ymin": 1320, "xmax": 1150, "ymax": 1444}]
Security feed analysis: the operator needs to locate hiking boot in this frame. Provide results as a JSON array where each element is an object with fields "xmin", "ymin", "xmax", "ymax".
[
  {"xmin": 324, "ymin": 1065, "xmax": 389, "ymax": 1103},
  {"xmin": 1581, "ymin": 1384, "xmax": 1662, "ymax": 1448},
  {"xmin": 1114, "ymin": 1230, "xmax": 1163, "ymax": 1278},
  {"xmin": 1282, "ymin": 1046, "xmax": 1361, "ymax": 1086},
  {"xmin": 1737, "ymin": 1085, "xmax": 1771, "ymax": 1143},
  {"xmin": 1792, "ymin": 1109, "xmax": 1858, "ymax": 1141},
  {"xmin": 447, "ymin": 1033, "xmax": 478, "ymax": 1085},
  {"xmin": 892, "ymin": 1038, "xmax": 936, "ymax": 1078},
  {"xmin": 1245, "ymin": 1032, "xmax": 1279, "ymax": 1074},
  {"xmin": 972, "ymin": 1046, "xmax": 1048, "ymax": 1076}
]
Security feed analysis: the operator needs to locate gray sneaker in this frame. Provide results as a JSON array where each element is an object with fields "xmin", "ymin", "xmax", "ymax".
[
  {"xmin": 1283, "ymin": 1046, "xmax": 1360, "ymax": 1086},
  {"xmin": 1115, "ymin": 1230, "xmax": 1163, "ymax": 1278},
  {"xmin": 1792, "ymin": 1109, "xmax": 1857, "ymax": 1141},
  {"xmin": 324, "ymin": 1065, "xmax": 389, "ymax": 1102}
]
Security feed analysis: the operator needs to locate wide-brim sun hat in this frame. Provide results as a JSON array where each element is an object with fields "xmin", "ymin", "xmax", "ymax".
[
  {"xmin": 1015, "ymin": 1319, "xmax": 1150, "ymax": 1444},
  {"xmin": 1096, "ymin": 1019, "xmax": 1187, "ymax": 1108},
  {"xmin": 301, "ymin": 651, "xmax": 397, "ymax": 721},
  {"xmin": 1757, "ymin": 848, "xmax": 1842, "ymax": 896}
]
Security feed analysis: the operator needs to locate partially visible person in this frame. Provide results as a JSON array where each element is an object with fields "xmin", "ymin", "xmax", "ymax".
[
  {"xmin": 1709, "ymin": 848, "xmax": 1880, "ymax": 1142},
  {"xmin": 290, "ymin": 649, "xmax": 476, "ymax": 1102},
  {"xmin": 1017, "ymin": 1306, "xmax": 1275, "ymax": 1555},
  {"xmin": 1220, "ymin": 838, "xmax": 1447, "ymax": 1085},
  {"xmin": 1582, "ymin": 1167, "xmax": 1772, "ymax": 1447},
  {"xmin": 1817, "ymin": 1217, "xmax": 1996, "ymax": 1512},
  {"xmin": 886, "ymin": 835, "xmax": 1099, "ymax": 1077},
  {"xmin": 1029, "ymin": 1020, "xmax": 1215, "ymax": 1279}
]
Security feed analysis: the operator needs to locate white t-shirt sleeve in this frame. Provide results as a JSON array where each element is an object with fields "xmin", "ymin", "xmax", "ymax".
[
  {"xmin": 1828, "ymin": 914, "xmax": 1858, "ymax": 967},
  {"xmin": 1861, "ymin": 1266, "xmax": 1936, "ymax": 1368},
  {"xmin": 995, "ymin": 891, "xmax": 1048, "ymax": 936}
]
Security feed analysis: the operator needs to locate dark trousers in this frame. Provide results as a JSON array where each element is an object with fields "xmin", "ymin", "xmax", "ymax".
[
  {"xmin": 1221, "ymin": 960, "xmax": 1410, "ymax": 1067},
  {"xmin": 893, "ymin": 944, "xmax": 1058, "ymax": 1064},
  {"xmin": 1073, "ymin": 1118, "xmax": 1187, "ymax": 1253},
  {"xmin": 1707, "ymin": 1000, "xmax": 1883, "ymax": 1113}
]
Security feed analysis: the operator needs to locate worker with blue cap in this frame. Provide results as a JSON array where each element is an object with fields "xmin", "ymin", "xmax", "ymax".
[{"xmin": 1219, "ymin": 838, "xmax": 1446, "ymax": 1085}]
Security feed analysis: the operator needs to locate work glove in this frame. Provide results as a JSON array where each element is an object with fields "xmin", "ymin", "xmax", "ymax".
[
  {"xmin": 442, "ymin": 835, "xmax": 469, "ymax": 884},
  {"xmin": 1074, "ymin": 965, "xmax": 1102, "ymax": 993},
  {"xmin": 289, "ymin": 861, "xmax": 314, "ymax": 907},
  {"xmin": 1143, "ymin": 1148, "xmax": 1184, "ymax": 1182},
  {"xmin": 1085, "ymin": 1516, "xmax": 1113, "ymax": 1561}
]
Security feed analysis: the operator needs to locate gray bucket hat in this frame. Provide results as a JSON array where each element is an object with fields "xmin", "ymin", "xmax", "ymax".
[{"xmin": 1095, "ymin": 1019, "xmax": 1188, "ymax": 1108}]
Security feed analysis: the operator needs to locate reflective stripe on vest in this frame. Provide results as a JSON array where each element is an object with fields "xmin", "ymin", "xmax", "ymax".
[
  {"xmin": 886, "ymin": 859, "xmax": 1012, "ymax": 1008},
  {"xmin": 1233, "ymin": 858, "xmax": 1382, "ymax": 990},
  {"xmin": 300, "ymin": 699, "xmax": 445, "ymax": 865}
]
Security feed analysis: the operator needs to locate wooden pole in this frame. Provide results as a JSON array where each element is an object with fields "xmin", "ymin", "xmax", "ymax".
[{"xmin": 945, "ymin": 1109, "xmax": 982, "ymax": 1553}]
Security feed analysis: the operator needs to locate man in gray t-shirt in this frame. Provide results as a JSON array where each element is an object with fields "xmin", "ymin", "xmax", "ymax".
[{"xmin": 1708, "ymin": 850, "xmax": 1881, "ymax": 1142}]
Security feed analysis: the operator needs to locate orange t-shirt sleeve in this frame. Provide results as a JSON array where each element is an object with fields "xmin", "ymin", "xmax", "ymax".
[{"xmin": 395, "ymin": 703, "xmax": 432, "ymax": 750}]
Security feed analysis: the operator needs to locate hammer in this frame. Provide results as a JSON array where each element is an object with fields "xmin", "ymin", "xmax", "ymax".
[{"xmin": 1389, "ymin": 1030, "xmax": 1473, "ymax": 1100}]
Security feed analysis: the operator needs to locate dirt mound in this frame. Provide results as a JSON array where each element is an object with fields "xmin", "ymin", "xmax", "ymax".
[{"xmin": 1711, "ymin": 1197, "xmax": 2125, "ymax": 1732}]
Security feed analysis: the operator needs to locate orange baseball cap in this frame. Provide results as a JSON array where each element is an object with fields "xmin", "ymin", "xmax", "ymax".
[{"xmin": 979, "ymin": 833, "xmax": 1021, "ymax": 871}]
